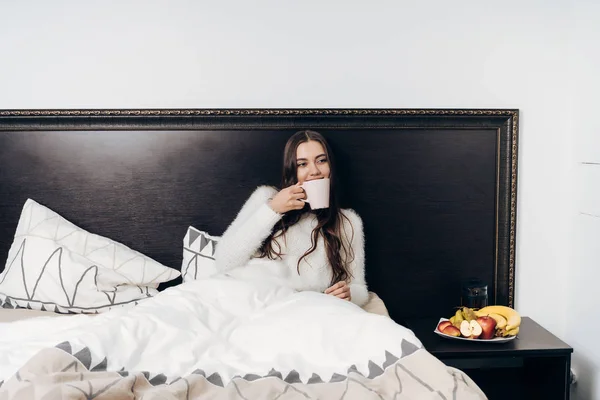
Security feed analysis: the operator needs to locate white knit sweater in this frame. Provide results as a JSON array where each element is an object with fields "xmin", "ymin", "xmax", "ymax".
[{"xmin": 214, "ymin": 186, "xmax": 369, "ymax": 307}]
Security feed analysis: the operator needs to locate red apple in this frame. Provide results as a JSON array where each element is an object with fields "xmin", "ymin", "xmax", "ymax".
[
  {"xmin": 442, "ymin": 325, "xmax": 461, "ymax": 337},
  {"xmin": 437, "ymin": 321, "xmax": 452, "ymax": 332},
  {"xmin": 476, "ymin": 316, "xmax": 497, "ymax": 339}
]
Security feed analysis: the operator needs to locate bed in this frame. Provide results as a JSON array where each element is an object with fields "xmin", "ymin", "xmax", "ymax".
[{"xmin": 0, "ymin": 108, "xmax": 518, "ymax": 399}]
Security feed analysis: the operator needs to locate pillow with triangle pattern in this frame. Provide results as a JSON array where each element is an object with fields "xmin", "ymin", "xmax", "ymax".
[
  {"xmin": 181, "ymin": 226, "xmax": 220, "ymax": 282},
  {"xmin": 0, "ymin": 199, "xmax": 181, "ymax": 314}
]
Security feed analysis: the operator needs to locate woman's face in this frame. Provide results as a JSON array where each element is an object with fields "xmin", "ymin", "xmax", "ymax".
[{"xmin": 295, "ymin": 140, "xmax": 331, "ymax": 184}]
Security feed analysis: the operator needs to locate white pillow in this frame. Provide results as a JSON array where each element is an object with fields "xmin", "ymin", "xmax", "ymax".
[
  {"xmin": 181, "ymin": 226, "xmax": 220, "ymax": 282},
  {"xmin": 0, "ymin": 199, "xmax": 180, "ymax": 314}
]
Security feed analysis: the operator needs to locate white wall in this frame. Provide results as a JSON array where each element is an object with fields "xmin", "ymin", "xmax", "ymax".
[
  {"xmin": 0, "ymin": 0, "xmax": 596, "ymax": 397},
  {"xmin": 566, "ymin": 1, "xmax": 600, "ymax": 399}
]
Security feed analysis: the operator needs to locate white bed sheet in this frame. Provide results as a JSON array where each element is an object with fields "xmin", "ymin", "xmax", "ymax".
[{"xmin": 0, "ymin": 290, "xmax": 390, "ymax": 322}]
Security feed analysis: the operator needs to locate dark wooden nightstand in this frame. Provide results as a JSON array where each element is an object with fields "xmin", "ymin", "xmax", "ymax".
[{"xmin": 404, "ymin": 317, "xmax": 573, "ymax": 400}]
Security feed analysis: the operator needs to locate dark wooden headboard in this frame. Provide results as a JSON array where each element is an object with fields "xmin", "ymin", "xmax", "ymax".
[{"xmin": 0, "ymin": 109, "xmax": 519, "ymax": 323}]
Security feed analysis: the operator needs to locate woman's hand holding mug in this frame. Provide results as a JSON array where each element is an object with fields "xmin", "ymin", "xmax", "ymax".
[{"xmin": 269, "ymin": 183, "xmax": 306, "ymax": 214}]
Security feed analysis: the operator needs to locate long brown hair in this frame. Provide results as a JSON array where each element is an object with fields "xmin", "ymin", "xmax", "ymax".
[{"xmin": 257, "ymin": 130, "xmax": 355, "ymax": 286}]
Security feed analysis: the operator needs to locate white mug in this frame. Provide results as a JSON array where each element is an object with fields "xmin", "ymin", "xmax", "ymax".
[{"xmin": 301, "ymin": 178, "xmax": 330, "ymax": 210}]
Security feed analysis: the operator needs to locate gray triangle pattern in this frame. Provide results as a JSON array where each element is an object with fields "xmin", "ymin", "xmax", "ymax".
[
  {"xmin": 284, "ymin": 370, "xmax": 301, "ymax": 384},
  {"xmin": 188, "ymin": 230, "xmax": 201, "ymax": 247},
  {"xmin": 207, "ymin": 373, "xmax": 223, "ymax": 387},
  {"xmin": 307, "ymin": 373, "xmax": 324, "ymax": 384},
  {"xmin": 347, "ymin": 364, "xmax": 363, "ymax": 376},
  {"xmin": 367, "ymin": 360, "xmax": 384, "ymax": 379},
  {"xmin": 266, "ymin": 369, "xmax": 282, "ymax": 379},
  {"xmin": 199, "ymin": 235, "xmax": 209, "ymax": 252},
  {"xmin": 383, "ymin": 350, "xmax": 400, "ymax": 369},
  {"xmin": 243, "ymin": 374, "xmax": 261, "ymax": 381},
  {"xmin": 401, "ymin": 339, "xmax": 420, "ymax": 357},
  {"xmin": 149, "ymin": 374, "xmax": 167, "ymax": 386},
  {"xmin": 73, "ymin": 347, "xmax": 92, "ymax": 370},
  {"xmin": 45, "ymin": 344, "xmax": 418, "ymax": 387},
  {"xmin": 2, "ymin": 297, "xmax": 14, "ymax": 309},
  {"xmin": 55, "ymin": 342, "xmax": 72, "ymax": 355},
  {"xmin": 91, "ymin": 357, "xmax": 107, "ymax": 372}
]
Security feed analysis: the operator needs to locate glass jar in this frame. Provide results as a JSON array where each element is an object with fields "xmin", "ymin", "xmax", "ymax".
[{"xmin": 461, "ymin": 279, "xmax": 488, "ymax": 309}]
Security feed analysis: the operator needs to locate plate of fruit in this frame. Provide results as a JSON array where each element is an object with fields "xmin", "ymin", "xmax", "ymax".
[{"xmin": 434, "ymin": 305, "xmax": 521, "ymax": 343}]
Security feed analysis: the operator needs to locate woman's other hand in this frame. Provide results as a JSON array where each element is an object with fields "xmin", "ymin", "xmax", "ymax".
[
  {"xmin": 325, "ymin": 281, "xmax": 351, "ymax": 301},
  {"xmin": 268, "ymin": 183, "xmax": 306, "ymax": 214}
]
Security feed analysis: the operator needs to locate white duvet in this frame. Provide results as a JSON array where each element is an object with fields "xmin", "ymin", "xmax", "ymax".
[{"xmin": 0, "ymin": 271, "xmax": 423, "ymax": 384}]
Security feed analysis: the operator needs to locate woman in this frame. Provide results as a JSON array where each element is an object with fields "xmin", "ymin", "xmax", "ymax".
[{"xmin": 214, "ymin": 130, "xmax": 369, "ymax": 307}]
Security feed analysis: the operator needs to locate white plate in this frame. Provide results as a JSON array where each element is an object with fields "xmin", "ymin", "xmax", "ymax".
[{"xmin": 433, "ymin": 318, "xmax": 517, "ymax": 343}]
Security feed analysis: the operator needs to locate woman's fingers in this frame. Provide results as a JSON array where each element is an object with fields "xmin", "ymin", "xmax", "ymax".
[
  {"xmin": 285, "ymin": 187, "xmax": 306, "ymax": 209},
  {"xmin": 289, "ymin": 184, "xmax": 304, "ymax": 194},
  {"xmin": 326, "ymin": 282, "xmax": 349, "ymax": 295},
  {"xmin": 279, "ymin": 187, "xmax": 305, "ymax": 210},
  {"xmin": 270, "ymin": 184, "xmax": 308, "ymax": 214},
  {"xmin": 324, "ymin": 281, "xmax": 345, "ymax": 294},
  {"xmin": 324, "ymin": 282, "xmax": 351, "ymax": 301},
  {"xmin": 335, "ymin": 289, "xmax": 351, "ymax": 301},
  {"xmin": 292, "ymin": 192, "xmax": 306, "ymax": 200},
  {"xmin": 329, "ymin": 287, "xmax": 346, "ymax": 296},
  {"xmin": 288, "ymin": 199, "xmax": 304, "ymax": 209},
  {"xmin": 330, "ymin": 286, "xmax": 350, "ymax": 297}
]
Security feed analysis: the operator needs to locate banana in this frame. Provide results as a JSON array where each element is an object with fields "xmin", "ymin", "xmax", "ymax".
[
  {"xmin": 506, "ymin": 327, "xmax": 519, "ymax": 336},
  {"xmin": 495, "ymin": 326, "xmax": 519, "ymax": 337},
  {"xmin": 476, "ymin": 305, "xmax": 521, "ymax": 331},
  {"xmin": 473, "ymin": 311, "xmax": 507, "ymax": 330},
  {"xmin": 498, "ymin": 326, "xmax": 519, "ymax": 337}
]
